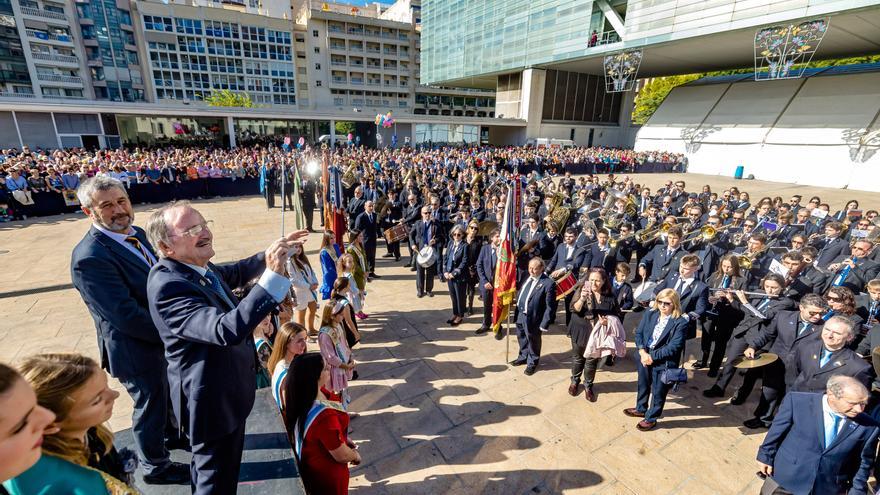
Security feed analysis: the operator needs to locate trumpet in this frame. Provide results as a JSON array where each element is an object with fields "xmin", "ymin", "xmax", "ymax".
[
  {"xmin": 683, "ymin": 224, "xmax": 728, "ymax": 244},
  {"xmin": 609, "ymin": 232, "xmax": 634, "ymax": 248},
  {"xmin": 635, "ymin": 221, "xmax": 674, "ymax": 243},
  {"xmin": 738, "ymin": 248, "xmax": 766, "ymax": 270}
]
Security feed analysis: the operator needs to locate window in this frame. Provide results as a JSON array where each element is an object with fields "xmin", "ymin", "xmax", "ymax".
[
  {"xmin": 312, "ymin": 30, "xmax": 319, "ymax": 37},
  {"xmin": 143, "ymin": 15, "xmax": 173, "ymax": 32},
  {"xmin": 314, "ymin": 47, "xmax": 319, "ymax": 54},
  {"xmin": 316, "ymin": 80, "xmax": 321, "ymax": 87},
  {"xmin": 315, "ymin": 63, "xmax": 320, "ymax": 70}
]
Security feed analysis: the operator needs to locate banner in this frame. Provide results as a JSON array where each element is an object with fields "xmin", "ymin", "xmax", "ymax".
[{"xmin": 492, "ymin": 176, "xmax": 521, "ymax": 332}]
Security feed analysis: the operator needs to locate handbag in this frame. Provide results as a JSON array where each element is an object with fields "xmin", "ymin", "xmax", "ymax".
[
  {"xmin": 660, "ymin": 367, "xmax": 688, "ymax": 391},
  {"xmin": 12, "ymin": 189, "xmax": 34, "ymax": 205}
]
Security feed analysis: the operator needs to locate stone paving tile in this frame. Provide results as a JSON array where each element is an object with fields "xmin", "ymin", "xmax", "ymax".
[{"xmin": 5, "ymin": 173, "xmax": 872, "ymax": 494}]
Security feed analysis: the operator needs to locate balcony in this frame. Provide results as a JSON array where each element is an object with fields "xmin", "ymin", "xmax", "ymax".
[
  {"xmin": 333, "ymin": 97, "xmax": 345, "ymax": 105},
  {"xmin": 350, "ymin": 79, "xmax": 363, "ymax": 85},
  {"xmin": 36, "ymin": 73, "xmax": 82, "ymax": 84},
  {"xmin": 26, "ymin": 29, "xmax": 73, "ymax": 43},
  {"xmin": 43, "ymin": 94, "xmax": 85, "ymax": 100},
  {"xmin": 0, "ymin": 91, "xmax": 35, "ymax": 98},
  {"xmin": 330, "ymin": 60, "xmax": 347, "ymax": 66},
  {"xmin": 348, "ymin": 46, "xmax": 363, "ymax": 52},
  {"xmin": 20, "ymin": 6, "xmax": 67, "ymax": 21},
  {"xmin": 331, "ymin": 77, "xmax": 347, "ymax": 84},
  {"xmin": 31, "ymin": 52, "xmax": 79, "ymax": 64}
]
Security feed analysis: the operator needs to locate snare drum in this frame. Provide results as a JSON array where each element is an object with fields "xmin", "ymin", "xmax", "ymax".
[
  {"xmin": 554, "ymin": 272, "xmax": 578, "ymax": 300},
  {"xmin": 384, "ymin": 223, "xmax": 408, "ymax": 244}
]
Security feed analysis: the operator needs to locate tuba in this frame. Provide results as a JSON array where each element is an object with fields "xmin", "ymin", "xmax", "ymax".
[
  {"xmin": 341, "ymin": 160, "xmax": 358, "ymax": 188},
  {"xmin": 544, "ymin": 192, "xmax": 570, "ymax": 236}
]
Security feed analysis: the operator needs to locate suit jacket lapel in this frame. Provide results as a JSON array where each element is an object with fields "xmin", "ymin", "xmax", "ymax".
[
  {"xmin": 827, "ymin": 416, "xmax": 858, "ymax": 451},
  {"xmin": 172, "ymin": 259, "xmax": 236, "ymax": 310},
  {"xmin": 91, "ymin": 226, "xmax": 151, "ymax": 273}
]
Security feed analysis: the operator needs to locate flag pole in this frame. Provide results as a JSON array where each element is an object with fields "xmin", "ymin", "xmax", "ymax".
[
  {"xmin": 505, "ymin": 301, "xmax": 511, "ymax": 364},
  {"xmin": 280, "ymin": 154, "xmax": 286, "ymax": 237}
]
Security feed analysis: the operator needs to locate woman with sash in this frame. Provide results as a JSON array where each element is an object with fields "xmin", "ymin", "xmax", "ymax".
[
  {"xmin": 268, "ymin": 322, "xmax": 309, "ymax": 414},
  {"xmin": 319, "ymin": 231, "xmax": 342, "ymax": 301},
  {"xmin": 337, "ymin": 253, "xmax": 365, "ymax": 321},
  {"xmin": 6, "ymin": 354, "xmax": 138, "ymax": 495},
  {"xmin": 286, "ymin": 353, "xmax": 360, "ymax": 495},
  {"xmin": 345, "ymin": 231, "xmax": 369, "ymax": 319},
  {"xmin": 288, "ymin": 243, "xmax": 320, "ymax": 337},
  {"xmin": 318, "ymin": 302, "xmax": 356, "ymax": 407}
]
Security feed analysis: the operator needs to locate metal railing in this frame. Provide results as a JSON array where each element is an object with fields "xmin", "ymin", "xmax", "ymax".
[
  {"xmin": 30, "ymin": 52, "xmax": 79, "ymax": 64},
  {"xmin": 26, "ymin": 29, "xmax": 72, "ymax": 43},
  {"xmin": 20, "ymin": 6, "xmax": 67, "ymax": 21},
  {"xmin": 36, "ymin": 73, "xmax": 82, "ymax": 84},
  {"xmin": 0, "ymin": 91, "xmax": 35, "ymax": 98}
]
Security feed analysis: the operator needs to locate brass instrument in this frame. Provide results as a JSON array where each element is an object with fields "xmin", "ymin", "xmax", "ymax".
[
  {"xmin": 609, "ymin": 232, "xmax": 634, "ymax": 248},
  {"xmin": 544, "ymin": 191, "xmax": 570, "ymax": 236},
  {"xmin": 738, "ymin": 248, "xmax": 766, "ymax": 270},
  {"xmin": 635, "ymin": 221, "xmax": 673, "ymax": 243},
  {"xmin": 341, "ymin": 160, "xmax": 358, "ymax": 188},
  {"xmin": 683, "ymin": 224, "xmax": 729, "ymax": 243}
]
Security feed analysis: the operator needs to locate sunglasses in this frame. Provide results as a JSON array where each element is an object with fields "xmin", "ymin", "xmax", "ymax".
[
  {"xmin": 826, "ymin": 296, "xmax": 841, "ymax": 302},
  {"xmin": 657, "ymin": 300, "xmax": 673, "ymax": 307}
]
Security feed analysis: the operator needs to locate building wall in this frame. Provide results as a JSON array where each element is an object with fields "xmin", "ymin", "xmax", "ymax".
[{"xmin": 635, "ymin": 71, "xmax": 880, "ymax": 191}]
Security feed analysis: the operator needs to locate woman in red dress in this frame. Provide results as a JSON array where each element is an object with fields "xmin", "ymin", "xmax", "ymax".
[{"xmin": 286, "ymin": 353, "xmax": 360, "ymax": 494}]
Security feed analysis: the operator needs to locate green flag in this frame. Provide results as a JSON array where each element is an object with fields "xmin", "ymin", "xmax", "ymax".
[{"xmin": 292, "ymin": 160, "xmax": 306, "ymax": 231}]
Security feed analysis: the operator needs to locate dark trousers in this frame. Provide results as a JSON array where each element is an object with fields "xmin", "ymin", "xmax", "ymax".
[
  {"xmin": 515, "ymin": 318, "xmax": 542, "ymax": 366},
  {"xmin": 563, "ymin": 292, "xmax": 575, "ymax": 326},
  {"xmin": 753, "ymin": 360, "xmax": 787, "ymax": 424},
  {"xmin": 264, "ymin": 188, "xmax": 276, "ymax": 208},
  {"xmin": 570, "ymin": 340, "xmax": 599, "ymax": 385},
  {"xmin": 760, "ymin": 477, "xmax": 794, "ymax": 495},
  {"xmin": 364, "ymin": 239, "xmax": 377, "ymax": 273},
  {"xmin": 635, "ymin": 362, "xmax": 673, "ymax": 421},
  {"xmin": 714, "ymin": 334, "xmax": 748, "ymax": 392},
  {"xmin": 481, "ymin": 288, "xmax": 494, "ymax": 328},
  {"xmin": 387, "ymin": 239, "xmax": 401, "ymax": 258},
  {"xmin": 191, "ymin": 424, "xmax": 246, "ymax": 495},
  {"xmin": 303, "ymin": 206, "xmax": 315, "ymax": 230},
  {"xmin": 283, "ymin": 188, "xmax": 294, "ymax": 210},
  {"xmin": 416, "ymin": 262, "xmax": 436, "ymax": 295},
  {"xmin": 448, "ymin": 278, "xmax": 467, "ymax": 317},
  {"xmin": 465, "ymin": 279, "xmax": 476, "ymax": 314},
  {"xmin": 701, "ymin": 319, "xmax": 735, "ymax": 372},
  {"xmin": 119, "ymin": 368, "xmax": 172, "ymax": 475}
]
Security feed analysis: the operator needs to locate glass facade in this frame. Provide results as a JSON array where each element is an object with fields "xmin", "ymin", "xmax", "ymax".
[
  {"xmin": 542, "ymin": 69, "xmax": 620, "ymax": 123},
  {"xmin": 76, "ymin": 0, "xmax": 144, "ymax": 102},
  {"xmin": 414, "ymin": 123, "xmax": 479, "ymax": 145},
  {"xmin": 421, "ymin": 0, "xmax": 600, "ymax": 84}
]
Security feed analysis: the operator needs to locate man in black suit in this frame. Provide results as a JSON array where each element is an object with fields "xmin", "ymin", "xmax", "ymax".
[
  {"xmin": 300, "ymin": 175, "xmax": 317, "ymax": 231},
  {"xmin": 744, "ymin": 294, "xmax": 828, "ymax": 429},
  {"xmin": 476, "ymin": 229, "xmax": 501, "ymax": 337},
  {"xmin": 825, "ymin": 239, "xmax": 880, "ymax": 294},
  {"xmin": 354, "ymin": 200, "xmax": 380, "ymax": 278},
  {"xmin": 790, "ymin": 316, "xmax": 872, "ymax": 393},
  {"xmin": 782, "ymin": 251, "xmax": 828, "ymax": 301},
  {"xmin": 638, "ymin": 225, "xmax": 687, "ymax": 283},
  {"xmin": 812, "ymin": 221, "xmax": 851, "ymax": 269},
  {"xmin": 512, "ymin": 257, "xmax": 555, "ymax": 375},
  {"xmin": 146, "ymin": 201, "xmax": 308, "ymax": 494},
  {"xmin": 583, "ymin": 228, "xmax": 619, "ymax": 272},
  {"xmin": 401, "ymin": 193, "xmax": 422, "ymax": 269},
  {"xmin": 410, "ymin": 205, "xmax": 439, "ymax": 298},
  {"xmin": 546, "ymin": 227, "xmax": 587, "ymax": 325},
  {"xmin": 346, "ymin": 185, "xmax": 366, "ymax": 229},
  {"xmin": 651, "ymin": 254, "xmax": 710, "ymax": 340},
  {"xmin": 70, "ymin": 177, "xmax": 189, "ymax": 485},
  {"xmin": 517, "ymin": 214, "xmax": 545, "ymax": 286},
  {"xmin": 734, "ymin": 233, "xmax": 774, "ymax": 290}
]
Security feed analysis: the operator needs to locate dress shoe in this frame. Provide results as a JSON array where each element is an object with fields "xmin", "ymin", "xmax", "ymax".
[
  {"xmin": 369, "ymin": 273, "xmax": 381, "ymax": 279},
  {"xmin": 410, "ymin": 266, "xmax": 417, "ymax": 272},
  {"xmin": 568, "ymin": 382, "xmax": 579, "ymax": 396},
  {"xmin": 382, "ymin": 253, "xmax": 394, "ymax": 258},
  {"xmin": 395, "ymin": 257, "xmax": 401, "ymax": 262},
  {"xmin": 707, "ymin": 369, "xmax": 718, "ymax": 378},
  {"xmin": 730, "ymin": 393, "xmax": 747, "ymax": 406},
  {"xmin": 417, "ymin": 292, "xmax": 425, "ymax": 298},
  {"xmin": 428, "ymin": 292, "xmax": 434, "ymax": 297},
  {"xmin": 450, "ymin": 318, "xmax": 462, "ymax": 327},
  {"xmin": 623, "ymin": 408, "xmax": 645, "ymax": 418},
  {"xmin": 702, "ymin": 386, "xmax": 724, "ymax": 398},
  {"xmin": 636, "ymin": 419, "xmax": 657, "ymax": 431},
  {"xmin": 474, "ymin": 327, "xmax": 489, "ymax": 335},
  {"xmin": 691, "ymin": 361, "xmax": 706, "ymax": 369},
  {"xmin": 524, "ymin": 364, "xmax": 537, "ymax": 376},
  {"xmin": 743, "ymin": 418, "xmax": 770, "ymax": 429},
  {"xmin": 510, "ymin": 358, "xmax": 527, "ymax": 366},
  {"xmin": 446, "ymin": 318, "xmax": 455, "ymax": 324},
  {"xmin": 494, "ymin": 331, "xmax": 504, "ymax": 341},
  {"xmin": 585, "ymin": 386, "xmax": 596, "ymax": 402},
  {"xmin": 143, "ymin": 462, "xmax": 190, "ymax": 485},
  {"xmin": 604, "ymin": 356, "xmax": 615, "ymax": 367}
]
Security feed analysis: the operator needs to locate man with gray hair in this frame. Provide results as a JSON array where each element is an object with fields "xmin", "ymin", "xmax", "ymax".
[
  {"xmin": 757, "ymin": 375, "xmax": 878, "ymax": 495},
  {"xmin": 145, "ymin": 200, "xmax": 307, "ymax": 494},
  {"xmin": 790, "ymin": 315, "xmax": 873, "ymax": 393},
  {"xmin": 70, "ymin": 175, "xmax": 189, "ymax": 485}
]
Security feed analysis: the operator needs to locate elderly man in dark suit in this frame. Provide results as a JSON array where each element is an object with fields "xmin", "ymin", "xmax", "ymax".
[
  {"xmin": 757, "ymin": 376, "xmax": 878, "ymax": 495},
  {"xmin": 354, "ymin": 199, "xmax": 380, "ymax": 278},
  {"xmin": 146, "ymin": 200, "xmax": 307, "ymax": 495},
  {"xmin": 825, "ymin": 239, "xmax": 880, "ymax": 294},
  {"xmin": 511, "ymin": 257, "xmax": 555, "ymax": 376},
  {"xmin": 791, "ymin": 316, "xmax": 873, "ymax": 393},
  {"xmin": 70, "ymin": 176, "xmax": 189, "ymax": 485},
  {"xmin": 410, "ymin": 205, "xmax": 439, "ymax": 298},
  {"xmin": 476, "ymin": 229, "xmax": 501, "ymax": 338},
  {"xmin": 744, "ymin": 294, "xmax": 828, "ymax": 429}
]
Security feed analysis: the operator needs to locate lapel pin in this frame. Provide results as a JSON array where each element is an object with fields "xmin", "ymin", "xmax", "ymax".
[
  {"xmin": 199, "ymin": 279, "xmax": 206, "ymax": 286},
  {"xmin": 812, "ymin": 354, "xmax": 818, "ymax": 360}
]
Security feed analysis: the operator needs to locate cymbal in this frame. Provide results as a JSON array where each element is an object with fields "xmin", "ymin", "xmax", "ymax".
[{"xmin": 731, "ymin": 353, "xmax": 778, "ymax": 369}]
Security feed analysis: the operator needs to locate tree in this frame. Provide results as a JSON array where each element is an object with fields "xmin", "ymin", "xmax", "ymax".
[
  {"xmin": 335, "ymin": 121, "xmax": 356, "ymax": 136},
  {"xmin": 203, "ymin": 89, "xmax": 256, "ymax": 108},
  {"xmin": 631, "ymin": 74, "xmax": 700, "ymax": 125}
]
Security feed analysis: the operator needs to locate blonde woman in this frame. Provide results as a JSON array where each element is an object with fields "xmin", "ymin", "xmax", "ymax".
[
  {"xmin": 318, "ymin": 231, "xmax": 342, "ymax": 301},
  {"xmin": 9, "ymin": 353, "xmax": 137, "ymax": 494},
  {"xmin": 337, "ymin": 253, "xmax": 366, "ymax": 320},
  {"xmin": 624, "ymin": 289, "xmax": 688, "ymax": 431},
  {"xmin": 267, "ymin": 322, "xmax": 309, "ymax": 412},
  {"xmin": 287, "ymin": 243, "xmax": 320, "ymax": 336},
  {"xmin": 318, "ymin": 302, "xmax": 355, "ymax": 406}
]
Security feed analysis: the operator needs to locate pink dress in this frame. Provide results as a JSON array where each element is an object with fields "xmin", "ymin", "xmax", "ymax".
[{"xmin": 318, "ymin": 324, "xmax": 353, "ymax": 393}]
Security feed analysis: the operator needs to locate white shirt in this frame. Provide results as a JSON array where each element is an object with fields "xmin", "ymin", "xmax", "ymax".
[
  {"xmin": 520, "ymin": 276, "xmax": 539, "ymax": 314},
  {"xmin": 649, "ymin": 314, "xmax": 671, "ymax": 348},
  {"xmin": 565, "ymin": 244, "xmax": 574, "ymax": 260},
  {"xmin": 93, "ymin": 224, "xmax": 156, "ymax": 267},
  {"xmin": 676, "ymin": 276, "xmax": 695, "ymax": 294}
]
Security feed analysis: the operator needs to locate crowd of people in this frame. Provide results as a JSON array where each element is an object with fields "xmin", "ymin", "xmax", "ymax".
[
  {"xmin": 0, "ymin": 144, "xmax": 685, "ymax": 221},
  {"xmin": 4, "ymin": 142, "xmax": 878, "ymax": 495}
]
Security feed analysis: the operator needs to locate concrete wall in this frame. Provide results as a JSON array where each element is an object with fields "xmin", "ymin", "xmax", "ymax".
[{"xmin": 635, "ymin": 71, "xmax": 880, "ymax": 191}]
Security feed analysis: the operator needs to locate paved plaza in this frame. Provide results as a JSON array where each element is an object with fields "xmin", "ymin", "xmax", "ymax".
[{"xmin": 3, "ymin": 173, "xmax": 880, "ymax": 494}]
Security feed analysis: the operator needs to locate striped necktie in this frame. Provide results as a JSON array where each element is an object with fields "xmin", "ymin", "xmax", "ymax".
[{"xmin": 125, "ymin": 236, "xmax": 154, "ymax": 267}]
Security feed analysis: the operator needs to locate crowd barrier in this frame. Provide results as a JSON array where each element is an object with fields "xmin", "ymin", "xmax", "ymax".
[{"xmin": 9, "ymin": 162, "xmax": 681, "ymax": 218}]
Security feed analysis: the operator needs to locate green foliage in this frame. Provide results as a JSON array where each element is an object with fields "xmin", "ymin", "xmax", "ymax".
[
  {"xmin": 203, "ymin": 89, "xmax": 256, "ymax": 108},
  {"xmin": 631, "ymin": 54, "xmax": 880, "ymax": 125},
  {"xmin": 335, "ymin": 121, "xmax": 356, "ymax": 136}
]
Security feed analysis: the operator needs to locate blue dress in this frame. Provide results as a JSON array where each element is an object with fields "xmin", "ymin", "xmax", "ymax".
[
  {"xmin": 3, "ymin": 453, "xmax": 133, "ymax": 494},
  {"xmin": 319, "ymin": 244, "xmax": 341, "ymax": 300}
]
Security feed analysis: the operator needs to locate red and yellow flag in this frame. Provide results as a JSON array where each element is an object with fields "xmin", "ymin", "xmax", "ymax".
[{"xmin": 492, "ymin": 176, "xmax": 522, "ymax": 332}]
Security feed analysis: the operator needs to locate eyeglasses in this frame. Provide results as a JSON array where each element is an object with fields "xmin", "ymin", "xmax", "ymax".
[
  {"xmin": 468, "ymin": 226, "xmax": 478, "ymax": 230},
  {"xmin": 657, "ymin": 300, "xmax": 673, "ymax": 307},
  {"xmin": 173, "ymin": 220, "xmax": 213, "ymax": 238},
  {"xmin": 826, "ymin": 296, "xmax": 841, "ymax": 302}
]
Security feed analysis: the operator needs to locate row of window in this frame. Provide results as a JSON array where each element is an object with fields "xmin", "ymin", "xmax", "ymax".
[
  {"xmin": 155, "ymin": 89, "xmax": 294, "ymax": 105},
  {"xmin": 143, "ymin": 16, "xmax": 291, "ymax": 45}
]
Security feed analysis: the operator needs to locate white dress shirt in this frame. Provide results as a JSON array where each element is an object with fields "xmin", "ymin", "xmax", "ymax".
[
  {"xmin": 94, "ymin": 224, "xmax": 156, "ymax": 267},
  {"xmin": 649, "ymin": 314, "xmax": 671, "ymax": 348}
]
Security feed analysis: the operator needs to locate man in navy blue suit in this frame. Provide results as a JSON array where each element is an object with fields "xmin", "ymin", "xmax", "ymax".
[
  {"xmin": 70, "ymin": 176, "xmax": 189, "ymax": 485},
  {"xmin": 145, "ymin": 200, "xmax": 307, "ymax": 495},
  {"xmin": 757, "ymin": 376, "xmax": 878, "ymax": 495},
  {"xmin": 511, "ymin": 257, "xmax": 555, "ymax": 376},
  {"xmin": 476, "ymin": 229, "xmax": 501, "ymax": 338},
  {"xmin": 354, "ymin": 199, "xmax": 380, "ymax": 278},
  {"xmin": 651, "ymin": 254, "xmax": 709, "ymax": 340}
]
